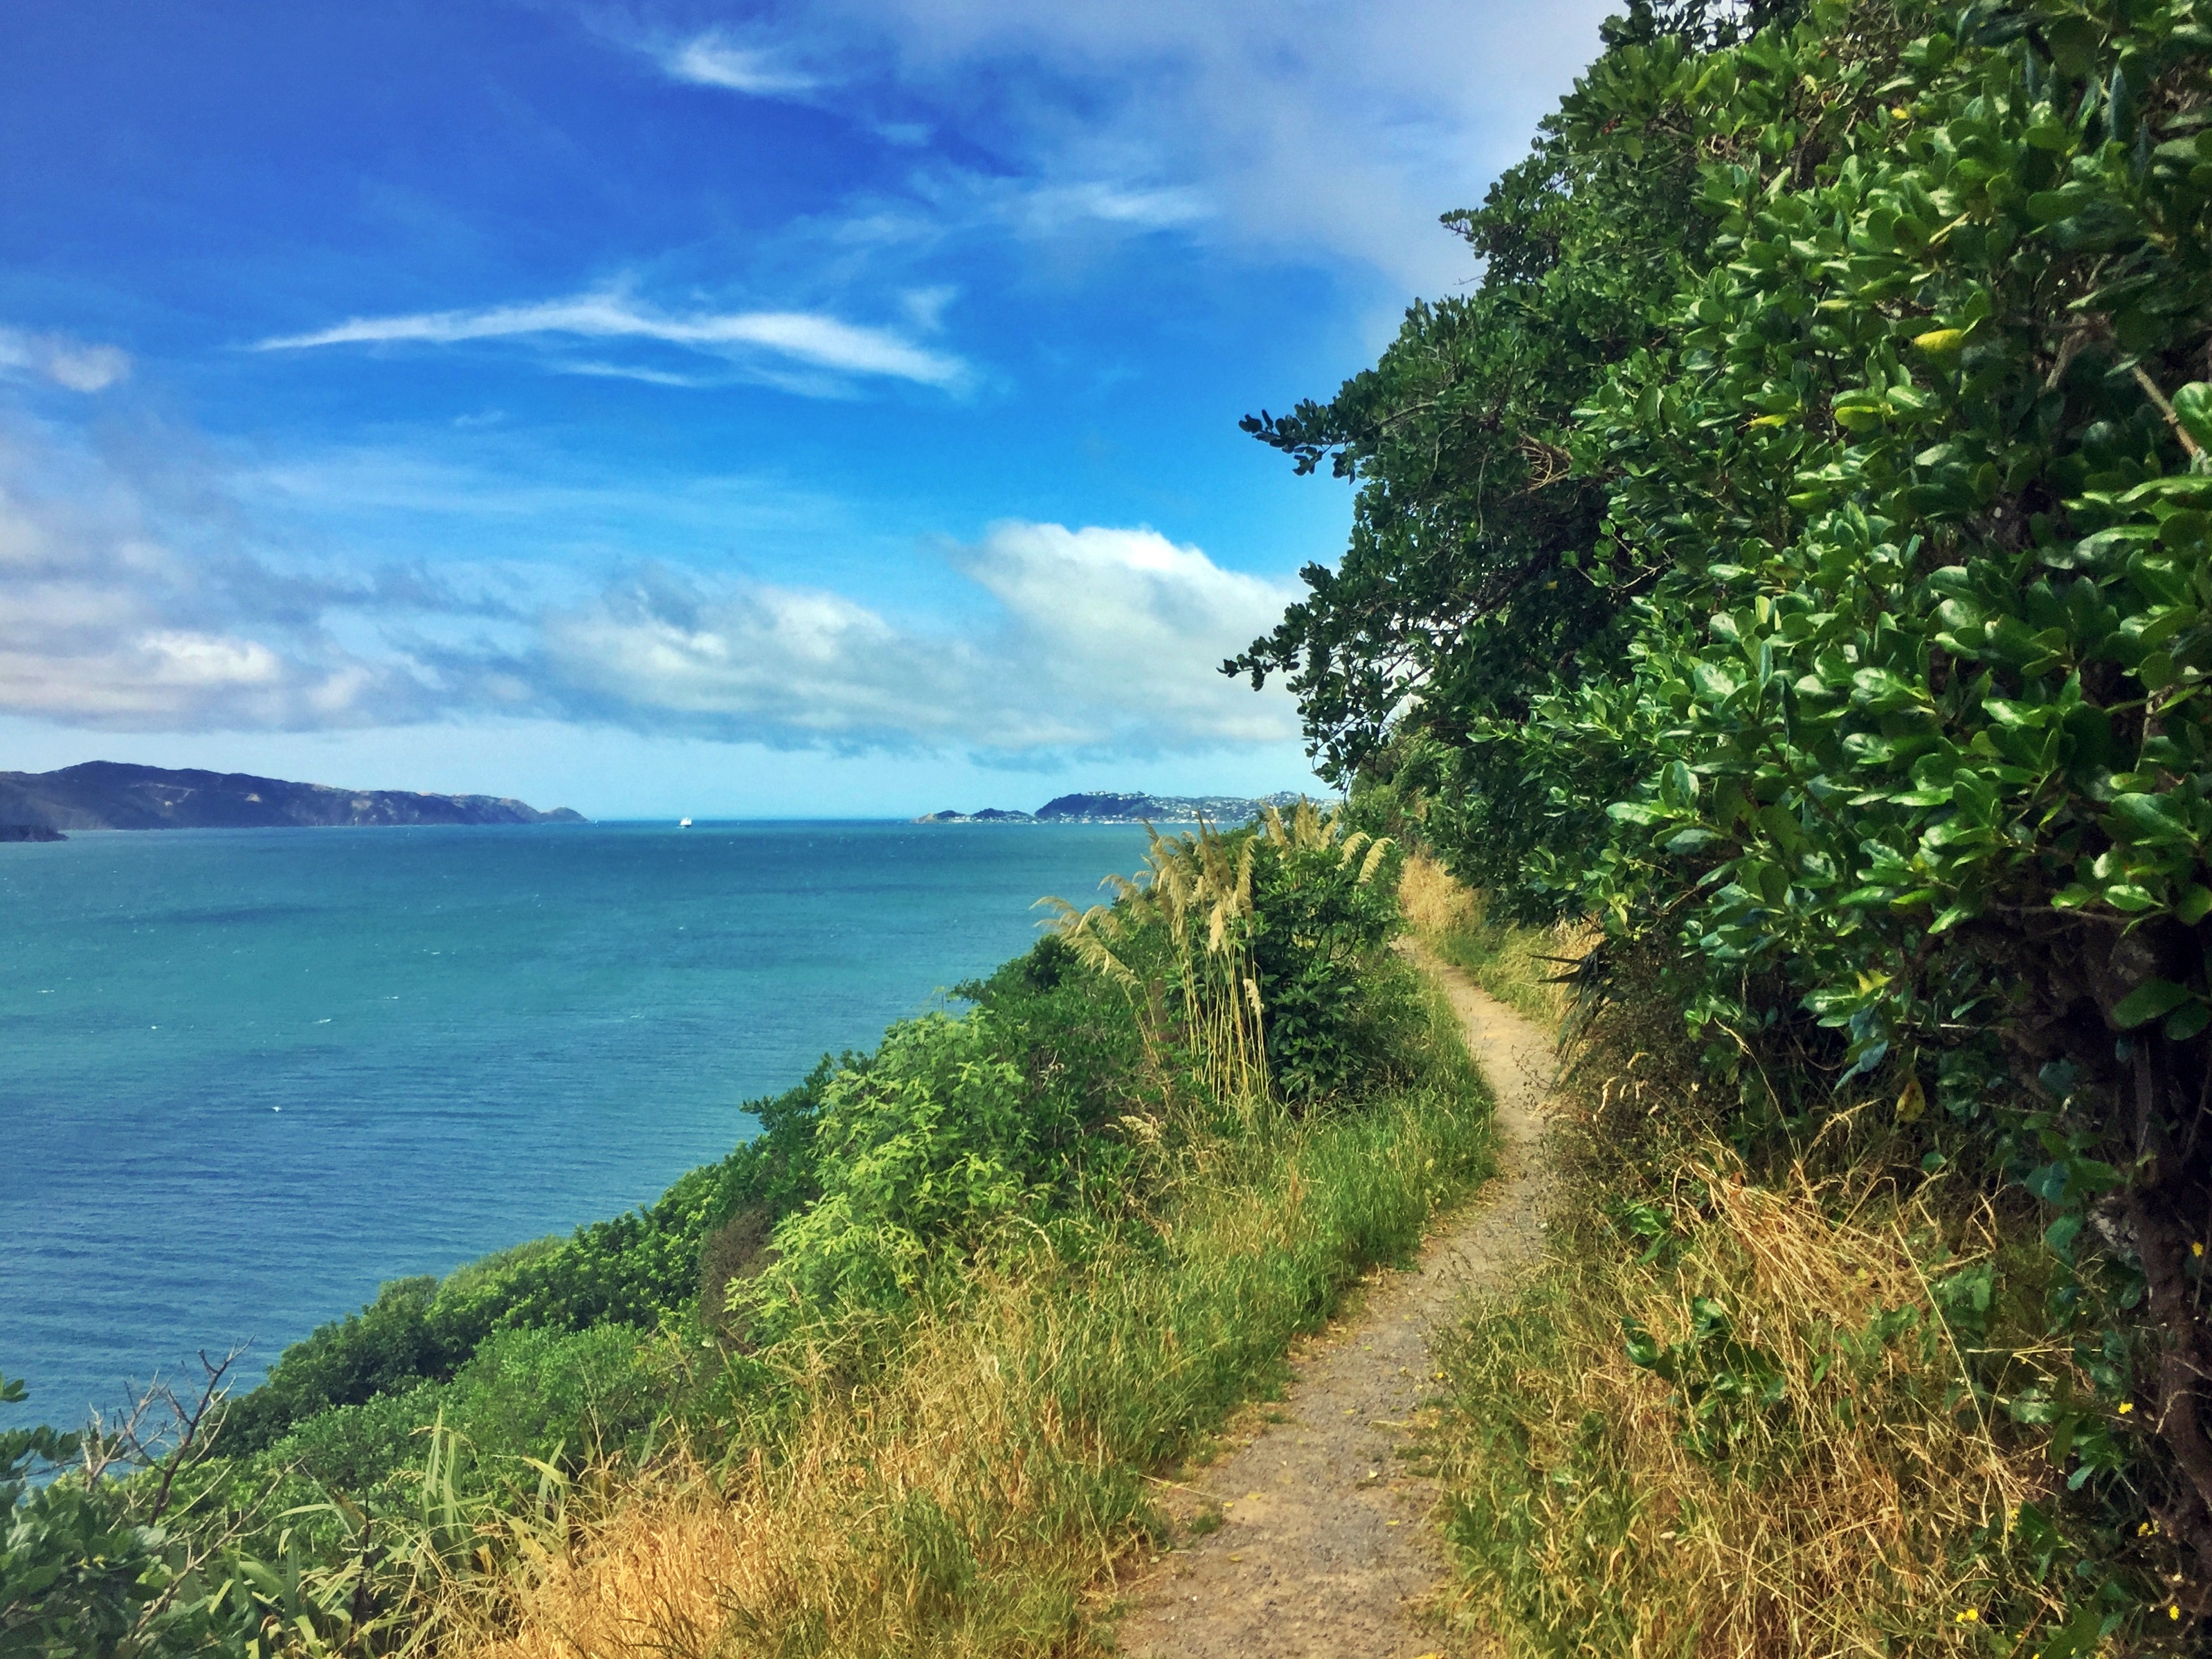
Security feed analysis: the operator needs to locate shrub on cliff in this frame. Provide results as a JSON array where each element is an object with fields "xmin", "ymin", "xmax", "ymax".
[{"xmin": 218, "ymin": 1059, "xmax": 845, "ymax": 1456}]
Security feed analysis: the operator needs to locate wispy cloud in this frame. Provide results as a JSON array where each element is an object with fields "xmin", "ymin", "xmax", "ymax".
[
  {"xmin": 0, "ymin": 393, "xmax": 1294, "ymax": 754},
  {"xmin": 1011, "ymin": 181, "xmax": 1211, "ymax": 234},
  {"xmin": 644, "ymin": 0, "xmax": 1611, "ymax": 293},
  {"xmin": 257, "ymin": 292, "xmax": 967, "ymax": 390},
  {"xmin": 559, "ymin": 360, "xmax": 716, "ymax": 390},
  {"xmin": 658, "ymin": 30, "xmax": 820, "ymax": 96},
  {"xmin": 0, "ymin": 327, "xmax": 130, "ymax": 393}
]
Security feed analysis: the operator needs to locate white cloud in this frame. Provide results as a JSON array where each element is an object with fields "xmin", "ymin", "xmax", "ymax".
[
  {"xmin": 1011, "ymin": 181, "xmax": 1212, "ymax": 234},
  {"xmin": 257, "ymin": 291, "xmax": 967, "ymax": 390},
  {"xmin": 542, "ymin": 522, "xmax": 1300, "ymax": 754},
  {"xmin": 0, "ymin": 414, "xmax": 513, "ymax": 732},
  {"xmin": 657, "ymin": 0, "xmax": 1613, "ymax": 293},
  {"xmin": 0, "ymin": 327, "xmax": 131, "ymax": 393},
  {"xmin": 0, "ymin": 397, "xmax": 1296, "ymax": 755},
  {"xmin": 956, "ymin": 522, "xmax": 1298, "ymax": 747},
  {"xmin": 660, "ymin": 30, "xmax": 820, "ymax": 95}
]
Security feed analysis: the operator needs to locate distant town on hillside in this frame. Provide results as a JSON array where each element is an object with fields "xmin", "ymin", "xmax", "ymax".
[{"xmin": 915, "ymin": 790, "xmax": 1318, "ymax": 825}]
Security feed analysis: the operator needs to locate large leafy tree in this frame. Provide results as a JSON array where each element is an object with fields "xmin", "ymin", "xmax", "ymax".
[
  {"xmin": 1228, "ymin": 0, "xmax": 1813, "ymax": 910},
  {"xmin": 1241, "ymin": 0, "xmax": 2212, "ymax": 1625}
]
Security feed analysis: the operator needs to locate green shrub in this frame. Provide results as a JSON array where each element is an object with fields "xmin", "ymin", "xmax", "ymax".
[
  {"xmin": 1240, "ymin": 0, "xmax": 2212, "ymax": 1625},
  {"xmin": 266, "ymin": 1380, "xmax": 444, "ymax": 1496},
  {"xmin": 0, "ymin": 1374, "xmax": 150, "ymax": 1653},
  {"xmin": 1250, "ymin": 819, "xmax": 1407, "ymax": 1100},
  {"xmin": 219, "ymin": 1058, "xmax": 848, "ymax": 1456},
  {"xmin": 738, "ymin": 1012, "xmax": 1038, "ymax": 1334},
  {"xmin": 437, "ymin": 1325, "xmax": 660, "ymax": 1467}
]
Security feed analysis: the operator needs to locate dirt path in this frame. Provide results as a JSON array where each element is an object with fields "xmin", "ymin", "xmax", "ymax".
[{"xmin": 1112, "ymin": 944, "xmax": 1555, "ymax": 1658}]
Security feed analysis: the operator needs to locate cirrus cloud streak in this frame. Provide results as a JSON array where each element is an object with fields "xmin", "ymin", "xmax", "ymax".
[{"xmin": 257, "ymin": 292, "xmax": 967, "ymax": 390}]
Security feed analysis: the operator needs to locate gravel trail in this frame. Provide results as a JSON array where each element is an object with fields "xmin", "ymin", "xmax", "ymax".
[{"xmin": 1112, "ymin": 943, "xmax": 1554, "ymax": 1658}]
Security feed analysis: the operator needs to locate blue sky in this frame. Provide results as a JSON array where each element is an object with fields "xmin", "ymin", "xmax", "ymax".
[{"xmin": 0, "ymin": 0, "xmax": 1610, "ymax": 817}]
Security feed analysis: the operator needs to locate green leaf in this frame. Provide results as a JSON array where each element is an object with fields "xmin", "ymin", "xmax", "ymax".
[
  {"xmin": 2174, "ymin": 383, "xmax": 2212, "ymax": 455},
  {"xmin": 2113, "ymin": 978, "xmax": 2192, "ymax": 1028},
  {"xmin": 2164, "ymin": 1002, "xmax": 2211, "ymax": 1042}
]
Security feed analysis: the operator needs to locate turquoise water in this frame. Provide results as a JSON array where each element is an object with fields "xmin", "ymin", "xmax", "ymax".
[{"xmin": 0, "ymin": 821, "xmax": 1152, "ymax": 1431}]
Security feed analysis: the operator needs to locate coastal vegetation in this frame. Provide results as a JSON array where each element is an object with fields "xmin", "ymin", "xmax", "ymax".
[
  {"xmin": 3, "ymin": 806, "xmax": 1495, "ymax": 1656},
  {"xmin": 15, "ymin": 0, "xmax": 2212, "ymax": 1651},
  {"xmin": 1229, "ymin": 0, "xmax": 2212, "ymax": 1647}
]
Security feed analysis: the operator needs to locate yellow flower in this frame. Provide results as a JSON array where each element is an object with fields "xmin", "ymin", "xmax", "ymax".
[
  {"xmin": 2172, "ymin": 1605, "xmax": 2183, "ymax": 1620},
  {"xmin": 1955, "ymin": 1608, "xmax": 1980, "ymax": 1624},
  {"xmin": 2195, "ymin": 1242, "xmax": 2205, "ymax": 1258},
  {"xmin": 2120, "ymin": 1401, "xmax": 2135, "ymax": 1415}
]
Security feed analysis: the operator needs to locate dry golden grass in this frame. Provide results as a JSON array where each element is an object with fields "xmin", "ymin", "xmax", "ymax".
[
  {"xmin": 1435, "ymin": 1150, "xmax": 2065, "ymax": 1656},
  {"xmin": 1396, "ymin": 853, "xmax": 1593, "ymax": 1030},
  {"xmin": 449, "ymin": 1037, "xmax": 1492, "ymax": 1659},
  {"xmin": 1427, "ymin": 941, "xmax": 2070, "ymax": 1658},
  {"xmin": 1396, "ymin": 849, "xmax": 1480, "ymax": 938},
  {"xmin": 460, "ymin": 1298, "xmax": 1125, "ymax": 1659}
]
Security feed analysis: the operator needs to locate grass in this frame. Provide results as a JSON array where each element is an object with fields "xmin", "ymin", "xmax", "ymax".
[
  {"xmin": 1427, "ymin": 1152, "xmax": 2063, "ymax": 1656},
  {"xmin": 1393, "ymin": 853, "xmax": 2074, "ymax": 1656},
  {"xmin": 1397, "ymin": 851, "xmax": 1591, "ymax": 1031},
  {"xmin": 448, "ymin": 972, "xmax": 1495, "ymax": 1659}
]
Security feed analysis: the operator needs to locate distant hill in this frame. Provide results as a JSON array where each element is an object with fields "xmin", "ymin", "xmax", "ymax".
[
  {"xmin": 0, "ymin": 762, "xmax": 586, "ymax": 832},
  {"xmin": 916, "ymin": 790, "xmax": 1316, "ymax": 826},
  {"xmin": 913, "ymin": 807, "xmax": 1041, "ymax": 824}
]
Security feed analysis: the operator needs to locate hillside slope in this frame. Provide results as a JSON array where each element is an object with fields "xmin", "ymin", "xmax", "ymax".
[{"xmin": 0, "ymin": 762, "xmax": 585, "ymax": 831}]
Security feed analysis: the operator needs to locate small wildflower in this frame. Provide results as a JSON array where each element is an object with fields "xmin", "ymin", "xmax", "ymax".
[
  {"xmin": 1955, "ymin": 1608, "xmax": 1980, "ymax": 1625},
  {"xmin": 2120, "ymin": 1401, "xmax": 2135, "ymax": 1415},
  {"xmin": 2173, "ymin": 1605, "xmax": 2183, "ymax": 1620},
  {"xmin": 2141, "ymin": 1521, "xmax": 2155, "ymax": 1536}
]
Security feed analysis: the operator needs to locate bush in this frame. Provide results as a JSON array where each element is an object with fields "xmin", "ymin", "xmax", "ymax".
[
  {"xmin": 267, "ymin": 1380, "xmax": 444, "ymax": 1496},
  {"xmin": 219, "ymin": 1059, "xmax": 848, "ymax": 1456},
  {"xmin": 1240, "ymin": 0, "xmax": 2212, "ymax": 1625},
  {"xmin": 737, "ymin": 1012, "xmax": 1039, "ymax": 1336},
  {"xmin": 1249, "ymin": 819, "xmax": 1407, "ymax": 1100},
  {"xmin": 437, "ymin": 1325, "xmax": 660, "ymax": 1468}
]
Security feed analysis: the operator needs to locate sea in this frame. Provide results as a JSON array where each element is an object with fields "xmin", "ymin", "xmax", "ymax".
[{"xmin": 0, "ymin": 820, "xmax": 1154, "ymax": 1432}]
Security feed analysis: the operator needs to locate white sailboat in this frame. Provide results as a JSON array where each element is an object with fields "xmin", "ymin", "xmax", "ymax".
[{"xmin": 678, "ymin": 817, "xmax": 693, "ymax": 828}]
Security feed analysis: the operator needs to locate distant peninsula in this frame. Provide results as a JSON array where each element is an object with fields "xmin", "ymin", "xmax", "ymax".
[
  {"xmin": 916, "ymin": 790, "xmax": 1313, "ymax": 826},
  {"xmin": 0, "ymin": 762, "xmax": 587, "ymax": 832}
]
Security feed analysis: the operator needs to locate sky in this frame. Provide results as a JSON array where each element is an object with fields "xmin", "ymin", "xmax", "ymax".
[{"xmin": 0, "ymin": 0, "xmax": 1613, "ymax": 818}]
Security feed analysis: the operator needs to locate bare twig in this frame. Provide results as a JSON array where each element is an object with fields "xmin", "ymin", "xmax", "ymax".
[{"xmin": 2132, "ymin": 364, "xmax": 2206, "ymax": 461}]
